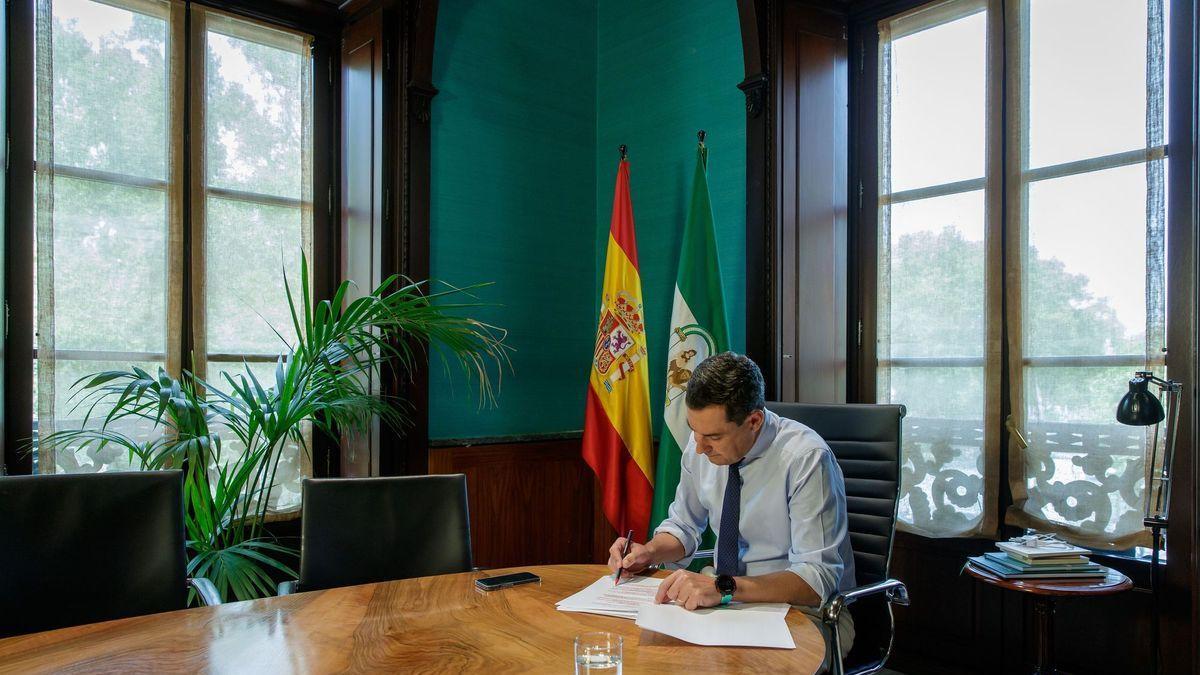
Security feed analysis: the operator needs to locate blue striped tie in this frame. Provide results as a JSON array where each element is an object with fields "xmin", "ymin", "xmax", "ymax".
[{"xmin": 716, "ymin": 460, "xmax": 743, "ymax": 576}]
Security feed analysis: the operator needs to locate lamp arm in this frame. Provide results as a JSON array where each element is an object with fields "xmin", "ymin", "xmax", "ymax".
[
  {"xmin": 1136, "ymin": 372, "xmax": 1181, "ymax": 392},
  {"xmin": 1144, "ymin": 380, "xmax": 1182, "ymax": 525}
]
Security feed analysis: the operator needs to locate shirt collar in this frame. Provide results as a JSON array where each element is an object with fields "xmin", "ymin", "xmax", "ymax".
[{"xmin": 741, "ymin": 408, "xmax": 779, "ymax": 465}]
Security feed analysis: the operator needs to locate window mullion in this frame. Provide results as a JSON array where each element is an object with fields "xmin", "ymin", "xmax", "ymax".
[
  {"xmin": 1024, "ymin": 146, "xmax": 1167, "ymax": 184},
  {"xmin": 883, "ymin": 175, "xmax": 987, "ymax": 205},
  {"xmin": 183, "ymin": 3, "xmax": 206, "ymax": 382}
]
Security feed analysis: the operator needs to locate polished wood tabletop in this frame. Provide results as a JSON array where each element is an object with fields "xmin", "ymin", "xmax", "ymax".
[{"xmin": 0, "ymin": 564, "xmax": 825, "ymax": 674}]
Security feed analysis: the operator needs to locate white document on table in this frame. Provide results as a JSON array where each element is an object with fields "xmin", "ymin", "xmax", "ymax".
[
  {"xmin": 636, "ymin": 602, "xmax": 796, "ymax": 649},
  {"xmin": 556, "ymin": 575, "xmax": 662, "ymax": 619}
]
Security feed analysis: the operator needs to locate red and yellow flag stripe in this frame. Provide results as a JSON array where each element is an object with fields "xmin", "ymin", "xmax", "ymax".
[{"xmin": 583, "ymin": 159, "xmax": 654, "ymax": 542}]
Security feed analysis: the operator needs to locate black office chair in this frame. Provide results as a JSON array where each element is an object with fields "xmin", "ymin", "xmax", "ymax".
[
  {"xmin": 280, "ymin": 474, "xmax": 473, "ymax": 594},
  {"xmin": 0, "ymin": 471, "xmax": 218, "ymax": 637},
  {"xmin": 765, "ymin": 402, "xmax": 909, "ymax": 675}
]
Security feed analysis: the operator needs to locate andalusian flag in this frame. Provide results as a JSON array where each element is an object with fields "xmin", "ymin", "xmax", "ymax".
[
  {"xmin": 652, "ymin": 143, "xmax": 731, "ymax": 532},
  {"xmin": 583, "ymin": 158, "xmax": 655, "ymax": 542}
]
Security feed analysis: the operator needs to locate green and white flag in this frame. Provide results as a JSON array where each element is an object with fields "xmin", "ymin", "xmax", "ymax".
[{"xmin": 651, "ymin": 142, "xmax": 731, "ymax": 533}]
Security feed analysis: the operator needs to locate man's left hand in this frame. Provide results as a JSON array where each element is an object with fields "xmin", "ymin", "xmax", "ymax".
[{"xmin": 654, "ymin": 570, "xmax": 724, "ymax": 610}]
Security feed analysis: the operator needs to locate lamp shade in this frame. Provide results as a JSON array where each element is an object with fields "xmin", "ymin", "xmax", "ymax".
[{"xmin": 1116, "ymin": 376, "xmax": 1165, "ymax": 426}]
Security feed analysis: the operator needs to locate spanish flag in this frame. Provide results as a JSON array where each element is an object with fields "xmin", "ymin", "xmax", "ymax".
[{"xmin": 583, "ymin": 157, "xmax": 654, "ymax": 543}]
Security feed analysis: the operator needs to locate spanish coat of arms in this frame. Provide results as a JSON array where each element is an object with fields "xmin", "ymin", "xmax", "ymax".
[{"xmin": 592, "ymin": 291, "xmax": 647, "ymax": 392}]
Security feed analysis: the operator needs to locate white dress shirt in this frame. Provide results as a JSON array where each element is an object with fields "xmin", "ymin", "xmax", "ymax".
[{"xmin": 654, "ymin": 408, "xmax": 856, "ymax": 603}]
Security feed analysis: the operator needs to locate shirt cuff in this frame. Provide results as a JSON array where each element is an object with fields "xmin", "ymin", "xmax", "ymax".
[
  {"xmin": 653, "ymin": 522, "xmax": 698, "ymax": 558},
  {"xmin": 786, "ymin": 562, "xmax": 837, "ymax": 605}
]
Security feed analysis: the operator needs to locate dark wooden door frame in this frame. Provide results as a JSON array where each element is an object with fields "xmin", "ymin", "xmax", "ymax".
[
  {"xmin": 738, "ymin": 0, "xmax": 776, "ymax": 398},
  {"xmin": 379, "ymin": 0, "xmax": 437, "ymax": 476},
  {"xmin": 740, "ymin": 0, "xmax": 854, "ymax": 402},
  {"xmin": 375, "ymin": 0, "xmax": 437, "ymax": 476},
  {"xmin": 3, "ymin": 0, "xmax": 34, "ymax": 476}
]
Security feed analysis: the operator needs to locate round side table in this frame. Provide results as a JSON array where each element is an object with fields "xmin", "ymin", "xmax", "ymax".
[{"xmin": 963, "ymin": 561, "xmax": 1132, "ymax": 675}]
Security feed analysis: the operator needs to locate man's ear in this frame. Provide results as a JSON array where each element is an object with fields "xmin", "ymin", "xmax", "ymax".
[{"xmin": 746, "ymin": 408, "xmax": 765, "ymax": 431}]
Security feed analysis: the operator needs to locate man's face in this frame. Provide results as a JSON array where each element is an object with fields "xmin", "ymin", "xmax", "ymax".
[{"xmin": 686, "ymin": 405, "xmax": 765, "ymax": 466}]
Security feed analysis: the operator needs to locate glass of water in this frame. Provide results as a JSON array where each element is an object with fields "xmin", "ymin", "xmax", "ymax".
[{"xmin": 574, "ymin": 631, "xmax": 622, "ymax": 674}]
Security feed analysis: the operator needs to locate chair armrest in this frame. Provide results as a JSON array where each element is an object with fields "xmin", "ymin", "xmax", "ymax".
[
  {"xmin": 277, "ymin": 580, "xmax": 299, "ymax": 596},
  {"xmin": 821, "ymin": 578, "xmax": 909, "ymax": 625},
  {"xmin": 189, "ymin": 577, "xmax": 223, "ymax": 607}
]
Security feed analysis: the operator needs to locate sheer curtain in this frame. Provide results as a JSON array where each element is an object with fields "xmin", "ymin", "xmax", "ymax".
[
  {"xmin": 876, "ymin": 0, "xmax": 1002, "ymax": 538},
  {"xmin": 34, "ymin": 0, "xmax": 179, "ymax": 474},
  {"xmin": 878, "ymin": 0, "xmax": 1166, "ymax": 548},
  {"xmin": 33, "ymin": 0, "xmax": 313, "ymax": 514},
  {"xmin": 191, "ymin": 7, "xmax": 314, "ymax": 513},
  {"xmin": 1004, "ymin": 0, "xmax": 1167, "ymax": 549}
]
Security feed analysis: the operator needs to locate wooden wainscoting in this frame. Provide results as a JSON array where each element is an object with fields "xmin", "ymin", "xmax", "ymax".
[
  {"xmin": 429, "ymin": 438, "xmax": 615, "ymax": 569},
  {"xmin": 887, "ymin": 532, "xmax": 1155, "ymax": 675}
]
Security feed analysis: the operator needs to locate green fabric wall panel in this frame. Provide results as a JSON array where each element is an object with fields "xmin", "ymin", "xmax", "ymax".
[
  {"xmin": 595, "ymin": 1, "xmax": 747, "ymax": 436},
  {"xmin": 430, "ymin": 0, "xmax": 597, "ymax": 439},
  {"xmin": 430, "ymin": 0, "xmax": 745, "ymax": 441}
]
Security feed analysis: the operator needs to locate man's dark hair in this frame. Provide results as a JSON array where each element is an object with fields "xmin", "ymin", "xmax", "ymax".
[{"xmin": 684, "ymin": 352, "xmax": 766, "ymax": 424}]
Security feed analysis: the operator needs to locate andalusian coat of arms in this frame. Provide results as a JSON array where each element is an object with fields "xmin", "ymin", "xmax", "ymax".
[{"xmin": 664, "ymin": 323, "xmax": 716, "ymax": 407}]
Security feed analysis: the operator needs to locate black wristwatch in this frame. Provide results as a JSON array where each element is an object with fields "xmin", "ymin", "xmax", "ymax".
[{"xmin": 715, "ymin": 574, "xmax": 737, "ymax": 605}]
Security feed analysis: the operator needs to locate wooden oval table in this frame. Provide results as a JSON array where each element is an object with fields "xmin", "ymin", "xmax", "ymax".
[
  {"xmin": 0, "ymin": 564, "xmax": 825, "ymax": 674},
  {"xmin": 964, "ymin": 561, "xmax": 1132, "ymax": 675}
]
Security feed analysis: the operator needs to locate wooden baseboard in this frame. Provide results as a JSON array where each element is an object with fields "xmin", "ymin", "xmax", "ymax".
[{"xmin": 429, "ymin": 438, "xmax": 613, "ymax": 568}]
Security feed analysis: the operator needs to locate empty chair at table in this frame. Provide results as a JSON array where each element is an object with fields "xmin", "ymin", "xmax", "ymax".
[
  {"xmin": 0, "ymin": 471, "xmax": 215, "ymax": 637},
  {"xmin": 282, "ymin": 474, "xmax": 473, "ymax": 594}
]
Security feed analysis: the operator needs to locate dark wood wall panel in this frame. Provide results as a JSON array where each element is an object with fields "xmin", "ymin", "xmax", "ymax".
[
  {"xmin": 775, "ymin": 4, "xmax": 848, "ymax": 404},
  {"xmin": 0, "ymin": 0, "xmax": 9, "ymax": 475},
  {"xmin": 339, "ymin": 10, "xmax": 384, "ymax": 477},
  {"xmin": 430, "ymin": 439, "xmax": 611, "ymax": 569},
  {"xmin": 886, "ymin": 535, "xmax": 1157, "ymax": 674},
  {"xmin": 3, "ymin": 0, "xmax": 33, "ymax": 475}
]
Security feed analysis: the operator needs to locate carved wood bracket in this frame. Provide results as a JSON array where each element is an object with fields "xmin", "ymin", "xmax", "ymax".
[
  {"xmin": 738, "ymin": 73, "xmax": 769, "ymax": 119},
  {"xmin": 407, "ymin": 81, "xmax": 439, "ymax": 125}
]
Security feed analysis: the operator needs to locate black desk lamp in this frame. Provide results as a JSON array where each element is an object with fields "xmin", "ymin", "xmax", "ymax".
[{"xmin": 1116, "ymin": 370, "xmax": 1181, "ymax": 675}]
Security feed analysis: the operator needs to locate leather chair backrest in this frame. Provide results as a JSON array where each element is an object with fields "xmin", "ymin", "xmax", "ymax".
[
  {"xmin": 0, "ymin": 471, "xmax": 187, "ymax": 637},
  {"xmin": 299, "ymin": 475, "xmax": 473, "ymax": 592},
  {"xmin": 766, "ymin": 402, "xmax": 904, "ymax": 586}
]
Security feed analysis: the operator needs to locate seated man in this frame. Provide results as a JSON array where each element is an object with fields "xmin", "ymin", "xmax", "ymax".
[{"xmin": 607, "ymin": 351, "xmax": 855, "ymax": 652}]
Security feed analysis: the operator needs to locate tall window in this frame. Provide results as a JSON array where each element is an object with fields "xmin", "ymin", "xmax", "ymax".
[
  {"xmin": 874, "ymin": 0, "xmax": 1167, "ymax": 548},
  {"xmin": 34, "ymin": 0, "xmax": 175, "ymax": 474},
  {"xmin": 33, "ymin": 0, "xmax": 313, "ymax": 510},
  {"xmin": 877, "ymin": 0, "xmax": 998, "ymax": 537}
]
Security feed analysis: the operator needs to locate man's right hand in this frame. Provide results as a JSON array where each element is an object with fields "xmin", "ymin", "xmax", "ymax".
[{"xmin": 607, "ymin": 537, "xmax": 655, "ymax": 580}]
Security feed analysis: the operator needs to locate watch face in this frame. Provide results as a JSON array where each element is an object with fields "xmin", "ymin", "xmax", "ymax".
[{"xmin": 716, "ymin": 574, "xmax": 736, "ymax": 595}]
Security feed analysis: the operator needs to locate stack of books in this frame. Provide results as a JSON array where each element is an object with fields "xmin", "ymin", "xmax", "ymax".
[{"xmin": 968, "ymin": 538, "xmax": 1105, "ymax": 580}]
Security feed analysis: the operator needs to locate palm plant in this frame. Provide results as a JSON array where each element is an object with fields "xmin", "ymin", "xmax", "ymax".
[{"xmin": 38, "ymin": 257, "xmax": 509, "ymax": 602}]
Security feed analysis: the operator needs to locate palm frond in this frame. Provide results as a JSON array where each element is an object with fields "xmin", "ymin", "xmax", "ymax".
[{"xmin": 48, "ymin": 251, "xmax": 508, "ymax": 603}]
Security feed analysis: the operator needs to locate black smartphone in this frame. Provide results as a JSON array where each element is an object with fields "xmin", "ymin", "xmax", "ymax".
[{"xmin": 474, "ymin": 571, "xmax": 541, "ymax": 591}]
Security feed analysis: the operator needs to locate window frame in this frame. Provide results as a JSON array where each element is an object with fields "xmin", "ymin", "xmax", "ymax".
[
  {"xmin": 3, "ymin": 0, "xmax": 339, "ymax": 476},
  {"xmin": 850, "ymin": 0, "xmax": 1190, "ymax": 545}
]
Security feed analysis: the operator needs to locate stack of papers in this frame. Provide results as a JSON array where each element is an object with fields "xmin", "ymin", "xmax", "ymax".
[
  {"xmin": 556, "ymin": 575, "xmax": 663, "ymax": 619},
  {"xmin": 556, "ymin": 575, "xmax": 796, "ymax": 649}
]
